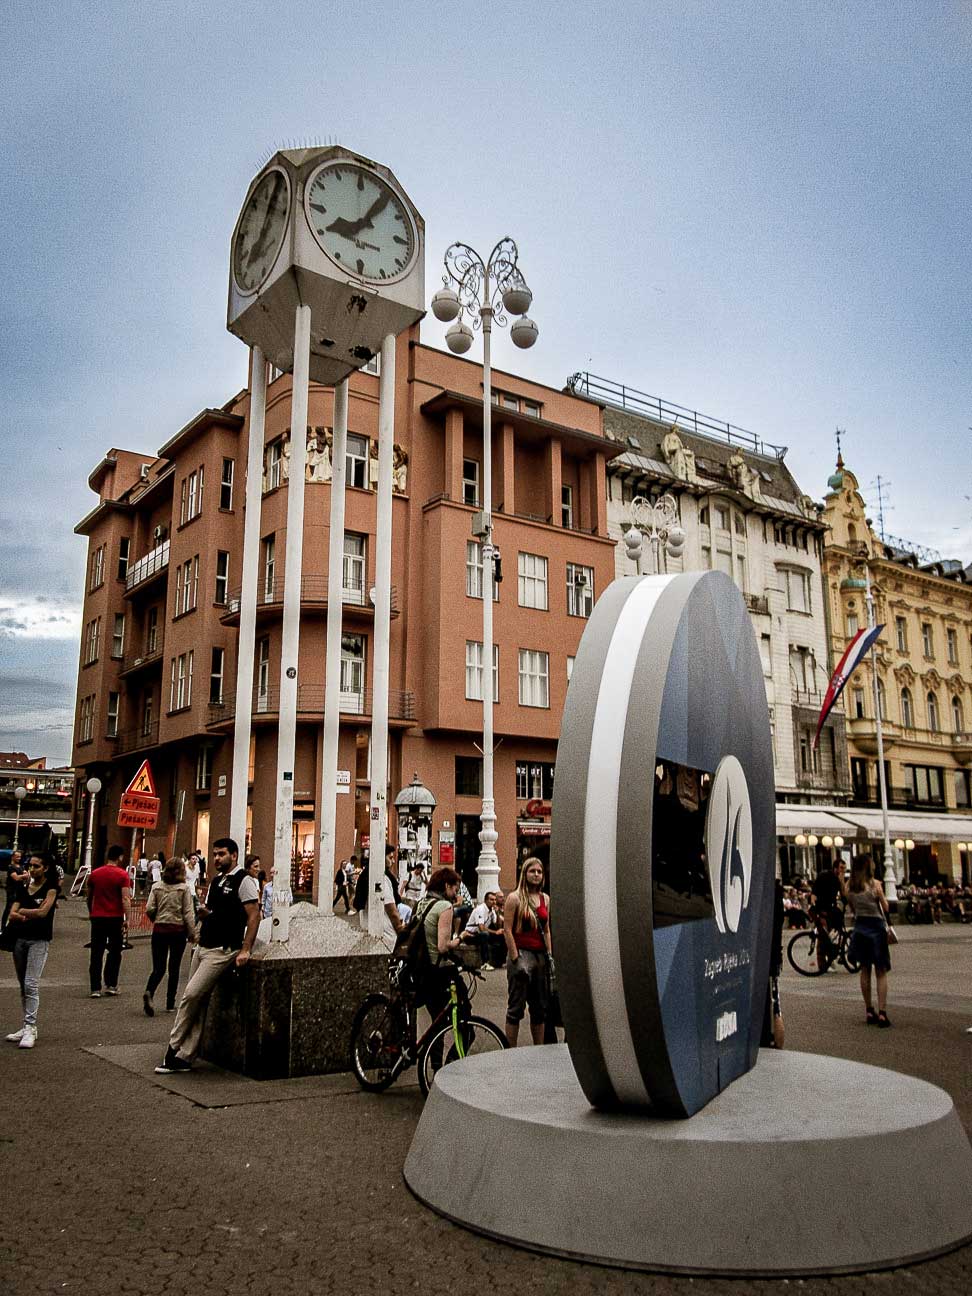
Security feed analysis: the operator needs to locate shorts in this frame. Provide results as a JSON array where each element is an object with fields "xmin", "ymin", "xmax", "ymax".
[{"xmin": 506, "ymin": 948, "xmax": 548, "ymax": 1025}]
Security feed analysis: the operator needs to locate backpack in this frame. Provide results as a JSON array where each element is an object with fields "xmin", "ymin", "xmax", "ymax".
[{"xmin": 392, "ymin": 896, "xmax": 446, "ymax": 990}]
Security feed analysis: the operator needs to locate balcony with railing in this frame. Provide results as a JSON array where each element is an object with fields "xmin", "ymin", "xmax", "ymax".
[
  {"xmin": 219, "ymin": 573, "xmax": 398, "ymax": 625},
  {"xmin": 125, "ymin": 540, "xmax": 170, "ymax": 596},
  {"xmin": 744, "ymin": 593, "xmax": 770, "ymax": 617},
  {"xmin": 120, "ymin": 637, "xmax": 165, "ymax": 677},
  {"xmin": 207, "ymin": 683, "xmax": 415, "ymax": 728},
  {"xmin": 114, "ymin": 720, "xmax": 160, "ymax": 754}
]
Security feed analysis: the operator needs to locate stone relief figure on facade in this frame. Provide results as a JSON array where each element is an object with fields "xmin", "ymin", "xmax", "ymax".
[
  {"xmin": 728, "ymin": 450, "xmax": 763, "ymax": 501},
  {"xmin": 280, "ymin": 431, "xmax": 291, "ymax": 482},
  {"xmin": 392, "ymin": 444, "xmax": 408, "ymax": 494},
  {"xmin": 369, "ymin": 440, "xmax": 379, "ymax": 490},
  {"xmin": 661, "ymin": 429, "xmax": 697, "ymax": 483},
  {"xmin": 306, "ymin": 426, "xmax": 333, "ymax": 483}
]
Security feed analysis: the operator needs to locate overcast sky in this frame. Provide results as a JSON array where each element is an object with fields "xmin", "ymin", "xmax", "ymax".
[{"xmin": 2, "ymin": 1, "xmax": 970, "ymax": 766}]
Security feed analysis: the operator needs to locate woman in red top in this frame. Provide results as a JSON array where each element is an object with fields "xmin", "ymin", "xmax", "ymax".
[{"xmin": 503, "ymin": 857, "xmax": 551, "ymax": 1047}]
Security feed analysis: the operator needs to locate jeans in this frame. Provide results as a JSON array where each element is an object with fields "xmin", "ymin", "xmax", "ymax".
[
  {"xmin": 146, "ymin": 929, "xmax": 189, "ymax": 1009},
  {"xmin": 89, "ymin": 916, "xmax": 124, "ymax": 991},
  {"xmin": 13, "ymin": 938, "xmax": 50, "ymax": 1027}
]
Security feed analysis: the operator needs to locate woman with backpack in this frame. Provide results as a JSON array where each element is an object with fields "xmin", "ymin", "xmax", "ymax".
[
  {"xmin": 415, "ymin": 867, "xmax": 463, "ymax": 1017},
  {"xmin": 503, "ymin": 857, "xmax": 552, "ymax": 1047}
]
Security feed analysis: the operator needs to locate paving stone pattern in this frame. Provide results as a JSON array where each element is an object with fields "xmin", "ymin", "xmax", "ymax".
[{"xmin": 1, "ymin": 901, "xmax": 971, "ymax": 1295}]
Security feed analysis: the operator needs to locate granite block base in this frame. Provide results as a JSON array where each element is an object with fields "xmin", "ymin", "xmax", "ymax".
[
  {"xmin": 404, "ymin": 1045, "xmax": 972, "ymax": 1275},
  {"xmin": 201, "ymin": 951, "xmax": 388, "ymax": 1080}
]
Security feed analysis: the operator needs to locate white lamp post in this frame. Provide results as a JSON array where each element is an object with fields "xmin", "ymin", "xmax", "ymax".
[
  {"xmin": 622, "ymin": 495, "xmax": 686, "ymax": 575},
  {"xmin": 857, "ymin": 548, "xmax": 896, "ymax": 903},
  {"xmin": 83, "ymin": 777, "xmax": 102, "ymax": 873},
  {"xmin": 432, "ymin": 238, "xmax": 538, "ymax": 900},
  {"xmin": 12, "ymin": 785, "xmax": 27, "ymax": 853}
]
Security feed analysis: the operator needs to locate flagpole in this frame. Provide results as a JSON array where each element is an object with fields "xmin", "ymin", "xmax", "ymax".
[{"xmin": 863, "ymin": 559, "xmax": 896, "ymax": 905}]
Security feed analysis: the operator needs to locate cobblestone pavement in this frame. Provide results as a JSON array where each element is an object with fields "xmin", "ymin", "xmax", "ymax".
[{"xmin": 1, "ymin": 900, "xmax": 971, "ymax": 1296}]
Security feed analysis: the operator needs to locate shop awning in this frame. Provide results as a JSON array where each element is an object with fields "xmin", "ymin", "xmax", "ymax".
[
  {"xmin": 830, "ymin": 808, "xmax": 972, "ymax": 845},
  {"xmin": 774, "ymin": 806, "xmax": 853, "ymax": 838}
]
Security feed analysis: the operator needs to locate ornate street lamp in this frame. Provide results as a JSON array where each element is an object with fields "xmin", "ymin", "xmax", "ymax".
[
  {"xmin": 622, "ymin": 495, "xmax": 686, "ymax": 575},
  {"xmin": 83, "ymin": 777, "xmax": 102, "ymax": 874},
  {"xmin": 432, "ymin": 238, "xmax": 538, "ymax": 900},
  {"xmin": 855, "ymin": 545, "xmax": 896, "ymax": 903},
  {"xmin": 894, "ymin": 837, "xmax": 915, "ymax": 883},
  {"xmin": 12, "ymin": 785, "xmax": 26, "ymax": 853}
]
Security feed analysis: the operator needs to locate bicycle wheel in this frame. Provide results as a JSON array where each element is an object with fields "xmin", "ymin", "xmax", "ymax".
[
  {"xmin": 417, "ymin": 1014, "xmax": 507, "ymax": 1097},
  {"xmin": 787, "ymin": 930, "xmax": 829, "ymax": 976},
  {"xmin": 841, "ymin": 935, "xmax": 860, "ymax": 973},
  {"xmin": 349, "ymin": 993, "xmax": 407, "ymax": 1092}
]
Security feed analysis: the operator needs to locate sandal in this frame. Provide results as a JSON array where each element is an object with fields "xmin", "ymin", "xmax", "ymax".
[
  {"xmin": 866, "ymin": 1008, "xmax": 878, "ymax": 1025},
  {"xmin": 877, "ymin": 1012, "xmax": 892, "ymax": 1028}
]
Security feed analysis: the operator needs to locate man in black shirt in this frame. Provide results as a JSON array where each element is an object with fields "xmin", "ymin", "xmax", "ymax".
[
  {"xmin": 155, "ymin": 837, "xmax": 259, "ymax": 1074},
  {"xmin": 812, "ymin": 860, "xmax": 845, "ymax": 932}
]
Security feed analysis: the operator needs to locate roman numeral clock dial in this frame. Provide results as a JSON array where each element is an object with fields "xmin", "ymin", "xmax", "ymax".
[{"xmin": 304, "ymin": 162, "xmax": 416, "ymax": 283}]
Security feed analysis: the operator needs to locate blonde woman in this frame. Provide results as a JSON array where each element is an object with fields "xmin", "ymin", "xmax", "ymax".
[
  {"xmin": 845, "ymin": 854, "xmax": 892, "ymax": 1028},
  {"xmin": 503, "ymin": 858, "xmax": 551, "ymax": 1047},
  {"xmin": 144, "ymin": 857, "xmax": 197, "ymax": 1016}
]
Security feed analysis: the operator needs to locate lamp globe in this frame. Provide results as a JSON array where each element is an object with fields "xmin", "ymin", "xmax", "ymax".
[
  {"xmin": 445, "ymin": 320, "xmax": 474, "ymax": 354},
  {"xmin": 510, "ymin": 316, "xmax": 539, "ymax": 349},
  {"xmin": 502, "ymin": 282, "xmax": 533, "ymax": 316},
  {"xmin": 431, "ymin": 288, "xmax": 461, "ymax": 322}
]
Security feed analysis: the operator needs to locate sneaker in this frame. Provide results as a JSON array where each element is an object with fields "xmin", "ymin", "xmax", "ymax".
[
  {"xmin": 154, "ymin": 1048, "xmax": 192, "ymax": 1074},
  {"xmin": 5, "ymin": 1027, "xmax": 26, "ymax": 1044},
  {"xmin": 142, "ymin": 992, "xmax": 154, "ymax": 1018},
  {"xmin": 19, "ymin": 1026, "xmax": 36, "ymax": 1049},
  {"xmin": 348, "ymin": 908, "xmax": 357, "ymax": 915},
  {"xmin": 90, "ymin": 991, "xmax": 101, "ymax": 998},
  {"xmin": 104, "ymin": 987, "xmax": 119, "ymax": 996}
]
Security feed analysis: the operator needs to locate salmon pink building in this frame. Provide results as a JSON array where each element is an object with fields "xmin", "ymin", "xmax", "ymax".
[{"xmin": 71, "ymin": 326, "xmax": 621, "ymax": 893}]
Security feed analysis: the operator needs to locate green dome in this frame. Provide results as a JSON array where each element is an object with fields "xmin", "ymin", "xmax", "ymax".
[{"xmin": 827, "ymin": 469, "xmax": 844, "ymax": 491}]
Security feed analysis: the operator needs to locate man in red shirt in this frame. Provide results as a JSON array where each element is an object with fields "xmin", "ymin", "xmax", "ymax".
[{"xmin": 86, "ymin": 844, "xmax": 132, "ymax": 998}]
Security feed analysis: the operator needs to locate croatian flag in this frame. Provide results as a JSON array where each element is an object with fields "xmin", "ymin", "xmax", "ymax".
[{"xmin": 813, "ymin": 624, "xmax": 884, "ymax": 749}]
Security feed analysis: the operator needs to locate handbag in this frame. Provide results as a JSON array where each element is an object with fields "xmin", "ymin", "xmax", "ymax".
[{"xmin": 886, "ymin": 922, "xmax": 898, "ymax": 946}]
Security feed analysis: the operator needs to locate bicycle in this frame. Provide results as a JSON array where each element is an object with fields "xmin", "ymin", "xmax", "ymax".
[
  {"xmin": 787, "ymin": 919, "xmax": 860, "ymax": 976},
  {"xmin": 349, "ymin": 954, "xmax": 507, "ymax": 1096}
]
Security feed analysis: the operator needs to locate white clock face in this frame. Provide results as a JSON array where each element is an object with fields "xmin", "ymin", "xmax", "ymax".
[
  {"xmin": 304, "ymin": 162, "xmax": 416, "ymax": 283},
  {"xmin": 233, "ymin": 169, "xmax": 290, "ymax": 295}
]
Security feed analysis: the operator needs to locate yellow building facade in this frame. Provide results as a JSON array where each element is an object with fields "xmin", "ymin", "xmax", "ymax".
[{"xmin": 822, "ymin": 457, "xmax": 972, "ymax": 885}]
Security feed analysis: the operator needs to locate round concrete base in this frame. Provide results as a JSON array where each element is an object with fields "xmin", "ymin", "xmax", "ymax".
[{"xmin": 404, "ymin": 1046, "xmax": 972, "ymax": 1276}]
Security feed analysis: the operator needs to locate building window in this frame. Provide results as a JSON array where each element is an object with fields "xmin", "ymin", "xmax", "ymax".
[
  {"xmin": 799, "ymin": 733, "xmax": 819, "ymax": 775},
  {"xmin": 900, "ymin": 687, "xmax": 914, "ymax": 729},
  {"xmin": 462, "ymin": 458, "xmax": 480, "ymax": 506},
  {"xmin": 466, "ymin": 540, "xmax": 499, "ymax": 600},
  {"xmin": 262, "ymin": 536, "xmax": 276, "ymax": 601},
  {"xmin": 455, "ymin": 756, "xmax": 483, "ymax": 797},
  {"xmin": 175, "ymin": 556, "xmax": 199, "ymax": 616},
  {"xmin": 895, "ymin": 616, "xmax": 908, "ymax": 653},
  {"xmin": 342, "ymin": 533, "xmax": 366, "ymax": 604},
  {"xmin": 783, "ymin": 568, "xmax": 811, "ymax": 614},
  {"xmin": 266, "ymin": 440, "xmax": 283, "ymax": 492},
  {"xmin": 196, "ymin": 744, "xmax": 213, "ymax": 792},
  {"xmin": 734, "ymin": 511, "xmax": 746, "ymax": 536},
  {"xmin": 111, "ymin": 613, "xmax": 125, "ymax": 659},
  {"xmin": 759, "ymin": 634, "xmax": 772, "ymax": 677},
  {"xmin": 117, "ymin": 537, "xmax": 131, "ymax": 582},
  {"xmin": 210, "ymin": 647, "xmax": 225, "ymax": 705},
  {"xmin": 947, "ymin": 627, "xmax": 958, "ymax": 665},
  {"xmin": 346, "ymin": 432, "xmax": 369, "ymax": 489},
  {"xmin": 465, "ymin": 641, "xmax": 499, "ymax": 702},
  {"xmin": 952, "ymin": 695, "xmax": 965, "ymax": 734},
  {"xmin": 701, "ymin": 545, "xmax": 712, "ymax": 570},
  {"xmin": 220, "ymin": 457, "xmax": 234, "ymax": 510},
  {"xmin": 518, "ymin": 552, "xmax": 548, "ymax": 610},
  {"xmin": 170, "ymin": 650, "xmax": 194, "ymax": 712},
  {"xmin": 851, "ymin": 756, "xmax": 869, "ymax": 800},
  {"xmin": 921, "ymin": 622, "xmax": 933, "ymax": 658},
  {"xmin": 955, "ymin": 769, "xmax": 971, "ymax": 809},
  {"xmin": 518, "ymin": 648, "xmax": 550, "ymax": 707},
  {"xmin": 789, "ymin": 645, "xmax": 815, "ymax": 693},
  {"xmin": 214, "ymin": 551, "xmax": 230, "ymax": 606},
  {"xmin": 566, "ymin": 563, "xmax": 594, "ymax": 617},
  {"xmin": 715, "ymin": 504, "xmax": 730, "ymax": 531},
  {"xmin": 852, "ymin": 687, "xmax": 865, "ymax": 719},
  {"xmin": 567, "ymin": 655, "xmax": 575, "ymax": 682},
  {"xmin": 340, "ymin": 634, "xmax": 365, "ymax": 709},
  {"xmin": 78, "ymin": 695, "xmax": 94, "ymax": 744},
  {"xmin": 146, "ymin": 606, "xmax": 159, "ymax": 654},
  {"xmin": 516, "ymin": 760, "xmax": 555, "ymax": 800},
  {"xmin": 846, "ymin": 611, "xmax": 859, "ymax": 638},
  {"xmin": 927, "ymin": 691, "xmax": 940, "ymax": 732},
  {"xmin": 561, "ymin": 485, "xmax": 574, "ymax": 529},
  {"xmin": 83, "ymin": 617, "xmax": 101, "ymax": 665},
  {"xmin": 907, "ymin": 764, "xmax": 945, "ymax": 806},
  {"xmin": 141, "ymin": 690, "xmax": 154, "ymax": 737},
  {"xmin": 699, "ymin": 506, "xmax": 709, "ymax": 526},
  {"xmin": 257, "ymin": 637, "xmax": 270, "ymax": 712},
  {"xmin": 106, "ymin": 692, "xmax": 119, "ymax": 738},
  {"xmin": 877, "ymin": 677, "xmax": 887, "ymax": 720},
  {"xmin": 180, "ymin": 465, "xmax": 204, "ymax": 524},
  {"xmin": 735, "ymin": 554, "xmax": 746, "ymax": 591},
  {"xmin": 89, "ymin": 545, "xmax": 105, "ymax": 592}
]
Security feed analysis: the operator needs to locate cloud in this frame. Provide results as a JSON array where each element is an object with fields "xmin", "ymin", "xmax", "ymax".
[{"xmin": 0, "ymin": 595, "xmax": 81, "ymax": 641}]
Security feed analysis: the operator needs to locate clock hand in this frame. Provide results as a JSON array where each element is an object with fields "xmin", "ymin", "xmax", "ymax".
[{"xmin": 325, "ymin": 191, "xmax": 392, "ymax": 240}]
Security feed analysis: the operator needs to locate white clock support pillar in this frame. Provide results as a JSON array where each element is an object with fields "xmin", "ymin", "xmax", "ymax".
[
  {"xmin": 230, "ymin": 347, "xmax": 267, "ymax": 851},
  {"xmin": 367, "ymin": 333, "xmax": 396, "ymax": 939},
  {"xmin": 317, "ymin": 378, "xmax": 350, "ymax": 909},
  {"xmin": 272, "ymin": 303, "xmax": 311, "ymax": 940}
]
